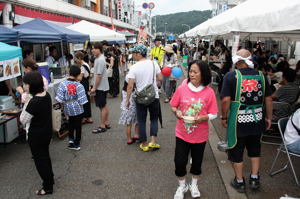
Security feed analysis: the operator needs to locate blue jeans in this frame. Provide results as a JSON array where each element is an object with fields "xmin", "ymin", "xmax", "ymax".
[
  {"xmin": 287, "ymin": 139, "xmax": 300, "ymax": 155},
  {"xmin": 136, "ymin": 99, "xmax": 159, "ymax": 142}
]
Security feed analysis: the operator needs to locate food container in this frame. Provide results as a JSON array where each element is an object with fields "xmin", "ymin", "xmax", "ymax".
[{"xmin": 183, "ymin": 116, "xmax": 195, "ymax": 124}]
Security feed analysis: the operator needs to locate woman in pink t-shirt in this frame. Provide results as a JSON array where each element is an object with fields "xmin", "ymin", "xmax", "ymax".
[{"xmin": 170, "ymin": 60, "xmax": 218, "ymax": 199}]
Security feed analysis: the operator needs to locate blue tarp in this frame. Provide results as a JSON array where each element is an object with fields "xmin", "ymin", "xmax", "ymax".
[
  {"xmin": 0, "ymin": 42, "xmax": 22, "ymax": 61},
  {"xmin": 0, "ymin": 25, "xmax": 18, "ymax": 43},
  {"xmin": 14, "ymin": 18, "xmax": 89, "ymax": 43},
  {"xmin": 16, "ymin": 28, "xmax": 62, "ymax": 43}
]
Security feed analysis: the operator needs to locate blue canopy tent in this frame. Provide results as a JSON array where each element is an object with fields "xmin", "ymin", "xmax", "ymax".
[
  {"xmin": 14, "ymin": 18, "xmax": 89, "ymax": 43},
  {"xmin": 16, "ymin": 28, "xmax": 62, "ymax": 43},
  {"xmin": 0, "ymin": 25, "xmax": 18, "ymax": 43}
]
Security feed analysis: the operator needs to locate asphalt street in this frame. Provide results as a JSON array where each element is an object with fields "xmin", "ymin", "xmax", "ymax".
[{"xmin": 0, "ymin": 95, "xmax": 228, "ymax": 199}]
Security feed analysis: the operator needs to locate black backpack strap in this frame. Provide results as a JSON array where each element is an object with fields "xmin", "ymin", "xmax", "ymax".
[
  {"xmin": 82, "ymin": 64, "xmax": 90, "ymax": 76},
  {"xmin": 291, "ymin": 113, "xmax": 300, "ymax": 136}
]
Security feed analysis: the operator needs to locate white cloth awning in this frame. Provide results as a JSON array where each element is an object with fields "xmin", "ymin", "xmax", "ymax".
[
  {"xmin": 67, "ymin": 20, "xmax": 126, "ymax": 42},
  {"xmin": 181, "ymin": 0, "xmax": 300, "ymax": 40}
]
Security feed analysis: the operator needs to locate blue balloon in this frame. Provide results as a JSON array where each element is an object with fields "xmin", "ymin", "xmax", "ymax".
[{"xmin": 172, "ymin": 67, "xmax": 183, "ymax": 78}]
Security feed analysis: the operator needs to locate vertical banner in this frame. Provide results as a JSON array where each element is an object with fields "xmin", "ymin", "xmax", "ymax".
[
  {"xmin": 117, "ymin": 0, "xmax": 122, "ymax": 20},
  {"xmin": 138, "ymin": 26, "xmax": 148, "ymax": 43}
]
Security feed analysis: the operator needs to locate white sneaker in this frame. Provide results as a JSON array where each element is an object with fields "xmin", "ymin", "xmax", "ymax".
[
  {"xmin": 189, "ymin": 183, "xmax": 201, "ymax": 198},
  {"xmin": 174, "ymin": 184, "xmax": 188, "ymax": 199}
]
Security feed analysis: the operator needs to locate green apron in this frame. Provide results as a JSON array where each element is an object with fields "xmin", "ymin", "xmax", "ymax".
[{"xmin": 227, "ymin": 69, "xmax": 265, "ymax": 149}]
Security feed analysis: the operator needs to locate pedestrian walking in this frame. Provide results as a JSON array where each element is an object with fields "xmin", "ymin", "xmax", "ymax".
[
  {"xmin": 162, "ymin": 44, "xmax": 178, "ymax": 103},
  {"xmin": 126, "ymin": 44, "xmax": 163, "ymax": 152},
  {"xmin": 55, "ymin": 65, "xmax": 88, "ymax": 150},
  {"xmin": 220, "ymin": 49, "xmax": 273, "ymax": 193},
  {"xmin": 91, "ymin": 42, "xmax": 111, "ymax": 133},
  {"xmin": 170, "ymin": 60, "xmax": 218, "ymax": 199},
  {"xmin": 20, "ymin": 71, "xmax": 54, "ymax": 196},
  {"xmin": 119, "ymin": 76, "xmax": 139, "ymax": 144},
  {"xmin": 107, "ymin": 47, "xmax": 120, "ymax": 97},
  {"xmin": 74, "ymin": 51, "xmax": 93, "ymax": 124}
]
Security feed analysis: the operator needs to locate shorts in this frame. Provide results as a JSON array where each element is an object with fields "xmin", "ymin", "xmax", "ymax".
[
  {"xmin": 95, "ymin": 90, "xmax": 108, "ymax": 108},
  {"xmin": 228, "ymin": 134, "xmax": 261, "ymax": 163}
]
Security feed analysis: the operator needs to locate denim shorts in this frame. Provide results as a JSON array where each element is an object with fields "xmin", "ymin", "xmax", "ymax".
[{"xmin": 287, "ymin": 139, "xmax": 300, "ymax": 155}]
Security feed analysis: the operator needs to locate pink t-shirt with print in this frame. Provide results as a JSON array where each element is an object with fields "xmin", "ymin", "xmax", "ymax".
[{"xmin": 170, "ymin": 80, "xmax": 218, "ymax": 144}]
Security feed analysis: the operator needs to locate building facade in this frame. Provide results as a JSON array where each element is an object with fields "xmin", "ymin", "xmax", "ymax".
[
  {"xmin": 209, "ymin": 0, "xmax": 247, "ymax": 16},
  {"xmin": 0, "ymin": 0, "xmax": 140, "ymax": 33}
]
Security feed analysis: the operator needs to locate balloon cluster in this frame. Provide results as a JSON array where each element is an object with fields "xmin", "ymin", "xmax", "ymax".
[{"xmin": 162, "ymin": 66, "xmax": 183, "ymax": 78}]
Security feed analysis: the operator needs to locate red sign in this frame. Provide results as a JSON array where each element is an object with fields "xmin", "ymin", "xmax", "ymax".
[
  {"xmin": 149, "ymin": 2, "xmax": 155, "ymax": 9},
  {"xmin": 117, "ymin": 0, "xmax": 122, "ymax": 9}
]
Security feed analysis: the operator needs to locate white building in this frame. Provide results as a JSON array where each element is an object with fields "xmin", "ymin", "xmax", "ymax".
[{"xmin": 209, "ymin": 0, "xmax": 247, "ymax": 16}]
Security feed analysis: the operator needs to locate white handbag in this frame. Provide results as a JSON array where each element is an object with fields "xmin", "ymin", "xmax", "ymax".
[
  {"xmin": 52, "ymin": 108, "xmax": 61, "ymax": 132},
  {"xmin": 107, "ymin": 66, "xmax": 113, "ymax": 78}
]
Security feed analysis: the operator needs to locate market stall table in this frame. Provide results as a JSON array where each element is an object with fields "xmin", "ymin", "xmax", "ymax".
[{"xmin": 0, "ymin": 111, "xmax": 21, "ymax": 145}]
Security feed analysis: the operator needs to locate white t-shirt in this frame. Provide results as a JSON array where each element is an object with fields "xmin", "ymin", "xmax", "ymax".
[
  {"xmin": 127, "ymin": 60, "xmax": 161, "ymax": 98},
  {"xmin": 284, "ymin": 109, "xmax": 300, "ymax": 145}
]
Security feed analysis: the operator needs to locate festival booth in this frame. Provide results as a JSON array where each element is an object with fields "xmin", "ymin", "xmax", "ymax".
[
  {"xmin": 0, "ymin": 25, "xmax": 18, "ymax": 43},
  {"xmin": 14, "ymin": 18, "xmax": 89, "ymax": 44},
  {"xmin": 14, "ymin": 18, "xmax": 90, "ymax": 100},
  {"xmin": 118, "ymin": 30, "xmax": 137, "ymax": 44},
  {"xmin": 181, "ymin": 0, "xmax": 300, "ymax": 41},
  {"xmin": 180, "ymin": 0, "xmax": 300, "ymax": 69},
  {"xmin": 0, "ymin": 42, "xmax": 22, "ymax": 143},
  {"xmin": 67, "ymin": 20, "xmax": 126, "ymax": 42}
]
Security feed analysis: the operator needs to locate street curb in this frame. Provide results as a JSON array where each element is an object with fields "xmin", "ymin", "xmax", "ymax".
[{"xmin": 208, "ymin": 122, "xmax": 248, "ymax": 199}]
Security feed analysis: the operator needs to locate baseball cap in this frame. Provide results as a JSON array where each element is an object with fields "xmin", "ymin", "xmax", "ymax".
[{"xmin": 129, "ymin": 44, "xmax": 147, "ymax": 55}]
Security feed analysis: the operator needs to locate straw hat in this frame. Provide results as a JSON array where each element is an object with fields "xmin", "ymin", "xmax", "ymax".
[{"xmin": 163, "ymin": 44, "xmax": 174, "ymax": 54}]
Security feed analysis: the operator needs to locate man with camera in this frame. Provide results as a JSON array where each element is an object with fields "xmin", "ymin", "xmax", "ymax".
[{"xmin": 150, "ymin": 39, "xmax": 165, "ymax": 67}]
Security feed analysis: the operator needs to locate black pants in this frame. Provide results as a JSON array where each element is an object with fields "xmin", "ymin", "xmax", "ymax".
[
  {"xmin": 68, "ymin": 115, "xmax": 82, "ymax": 145},
  {"xmin": 228, "ymin": 134, "xmax": 261, "ymax": 163},
  {"xmin": 175, "ymin": 137, "xmax": 206, "ymax": 177},
  {"xmin": 136, "ymin": 99, "xmax": 159, "ymax": 142},
  {"xmin": 82, "ymin": 94, "xmax": 91, "ymax": 118},
  {"xmin": 28, "ymin": 138, "xmax": 54, "ymax": 191}
]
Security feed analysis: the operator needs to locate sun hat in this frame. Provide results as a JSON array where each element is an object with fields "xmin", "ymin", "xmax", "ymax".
[{"xmin": 163, "ymin": 44, "xmax": 174, "ymax": 54}]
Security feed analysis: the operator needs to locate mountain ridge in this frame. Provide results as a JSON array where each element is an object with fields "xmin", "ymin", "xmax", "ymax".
[{"xmin": 152, "ymin": 10, "xmax": 212, "ymax": 35}]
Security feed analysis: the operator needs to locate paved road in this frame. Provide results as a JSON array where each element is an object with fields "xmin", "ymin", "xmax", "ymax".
[
  {"xmin": 0, "ymin": 95, "xmax": 228, "ymax": 199},
  {"xmin": 211, "ymin": 87, "xmax": 300, "ymax": 199}
]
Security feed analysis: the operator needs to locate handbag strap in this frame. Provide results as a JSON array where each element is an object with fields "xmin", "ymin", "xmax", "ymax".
[{"xmin": 152, "ymin": 61, "xmax": 155, "ymax": 84}]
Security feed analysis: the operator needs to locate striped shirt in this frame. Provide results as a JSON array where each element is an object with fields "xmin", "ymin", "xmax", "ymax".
[
  {"xmin": 55, "ymin": 79, "xmax": 88, "ymax": 116},
  {"xmin": 276, "ymin": 82, "xmax": 300, "ymax": 104}
]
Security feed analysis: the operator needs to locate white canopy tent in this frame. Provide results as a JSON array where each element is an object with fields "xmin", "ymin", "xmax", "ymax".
[
  {"xmin": 180, "ymin": 0, "xmax": 300, "ymax": 41},
  {"xmin": 67, "ymin": 20, "xmax": 126, "ymax": 42}
]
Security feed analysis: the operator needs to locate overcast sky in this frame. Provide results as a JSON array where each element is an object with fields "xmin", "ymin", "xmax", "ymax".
[{"xmin": 133, "ymin": 0, "xmax": 211, "ymax": 15}]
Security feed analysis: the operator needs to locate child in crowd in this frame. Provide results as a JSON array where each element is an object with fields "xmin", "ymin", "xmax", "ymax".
[
  {"xmin": 119, "ymin": 77, "xmax": 139, "ymax": 144},
  {"xmin": 55, "ymin": 65, "xmax": 88, "ymax": 150}
]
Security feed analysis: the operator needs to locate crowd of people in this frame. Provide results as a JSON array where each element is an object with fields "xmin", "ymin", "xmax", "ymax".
[{"xmin": 7, "ymin": 37, "xmax": 300, "ymax": 198}]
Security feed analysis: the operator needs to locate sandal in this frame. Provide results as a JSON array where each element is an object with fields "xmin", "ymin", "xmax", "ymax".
[
  {"xmin": 85, "ymin": 119, "xmax": 94, "ymax": 124},
  {"xmin": 127, "ymin": 140, "xmax": 135, "ymax": 145},
  {"xmin": 92, "ymin": 127, "xmax": 106, "ymax": 134},
  {"xmin": 36, "ymin": 188, "xmax": 53, "ymax": 196},
  {"xmin": 132, "ymin": 137, "xmax": 140, "ymax": 142},
  {"xmin": 105, "ymin": 125, "xmax": 111, "ymax": 129},
  {"xmin": 164, "ymin": 99, "xmax": 169, "ymax": 103}
]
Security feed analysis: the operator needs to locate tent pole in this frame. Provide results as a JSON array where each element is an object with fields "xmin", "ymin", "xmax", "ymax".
[
  {"xmin": 196, "ymin": 36, "xmax": 200, "ymax": 61},
  {"xmin": 208, "ymin": 36, "xmax": 212, "ymax": 65},
  {"xmin": 60, "ymin": 42, "xmax": 64, "ymax": 59}
]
